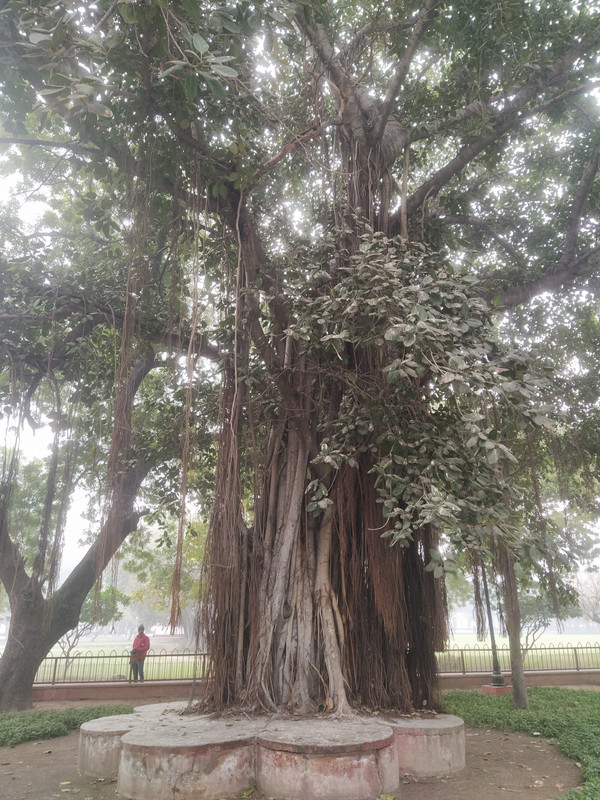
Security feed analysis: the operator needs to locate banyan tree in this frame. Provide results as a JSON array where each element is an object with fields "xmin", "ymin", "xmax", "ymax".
[{"xmin": 1, "ymin": 1, "xmax": 599, "ymax": 712}]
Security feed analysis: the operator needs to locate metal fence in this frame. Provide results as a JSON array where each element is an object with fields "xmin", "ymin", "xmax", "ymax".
[
  {"xmin": 437, "ymin": 642, "xmax": 600, "ymax": 674},
  {"xmin": 33, "ymin": 642, "xmax": 600, "ymax": 685},
  {"xmin": 34, "ymin": 648, "xmax": 210, "ymax": 685}
]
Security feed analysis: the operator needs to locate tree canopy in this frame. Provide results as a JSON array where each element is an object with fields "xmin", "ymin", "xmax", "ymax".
[{"xmin": 0, "ymin": 0, "xmax": 599, "ymax": 713}]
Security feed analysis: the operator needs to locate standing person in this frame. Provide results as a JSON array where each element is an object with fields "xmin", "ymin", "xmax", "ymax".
[{"xmin": 130, "ymin": 625, "xmax": 151, "ymax": 682}]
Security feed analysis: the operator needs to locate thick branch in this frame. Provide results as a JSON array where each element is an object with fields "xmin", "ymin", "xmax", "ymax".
[
  {"xmin": 440, "ymin": 214, "xmax": 527, "ymax": 269},
  {"xmin": 50, "ymin": 458, "xmax": 152, "ymax": 636},
  {"xmin": 372, "ymin": 0, "xmax": 439, "ymax": 143},
  {"xmin": 558, "ymin": 144, "xmax": 600, "ymax": 270},
  {"xmin": 495, "ymin": 245, "xmax": 600, "ymax": 308},
  {"xmin": 392, "ymin": 31, "xmax": 600, "ymax": 227},
  {"xmin": 228, "ymin": 197, "xmax": 283, "ymax": 374},
  {"xmin": 491, "ymin": 146, "xmax": 600, "ymax": 308},
  {"xmin": 296, "ymin": 9, "xmax": 408, "ymax": 162},
  {"xmin": 294, "ymin": 11, "xmax": 348, "ymax": 91},
  {"xmin": 0, "ymin": 510, "xmax": 31, "ymax": 608}
]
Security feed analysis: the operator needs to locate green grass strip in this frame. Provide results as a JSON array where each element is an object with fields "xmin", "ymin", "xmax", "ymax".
[
  {"xmin": 443, "ymin": 688, "xmax": 600, "ymax": 799},
  {"xmin": 0, "ymin": 704, "xmax": 133, "ymax": 747}
]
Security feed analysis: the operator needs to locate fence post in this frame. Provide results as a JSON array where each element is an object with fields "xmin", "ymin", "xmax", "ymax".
[
  {"xmin": 460, "ymin": 649, "xmax": 466, "ymax": 674},
  {"xmin": 51, "ymin": 657, "xmax": 58, "ymax": 685},
  {"xmin": 573, "ymin": 646, "xmax": 580, "ymax": 672}
]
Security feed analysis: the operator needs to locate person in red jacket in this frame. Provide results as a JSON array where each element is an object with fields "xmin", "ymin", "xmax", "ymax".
[{"xmin": 130, "ymin": 625, "xmax": 151, "ymax": 682}]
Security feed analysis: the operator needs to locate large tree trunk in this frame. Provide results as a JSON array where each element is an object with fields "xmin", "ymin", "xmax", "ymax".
[
  {"xmin": 0, "ymin": 593, "xmax": 56, "ymax": 710},
  {"xmin": 203, "ymin": 379, "xmax": 448, "ymax": 715}
]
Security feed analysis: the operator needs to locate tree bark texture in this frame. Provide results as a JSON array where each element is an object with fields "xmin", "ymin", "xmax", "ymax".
[{"xmin": 499, "ymin": 546, "xmax": 529, "ymax": 709}]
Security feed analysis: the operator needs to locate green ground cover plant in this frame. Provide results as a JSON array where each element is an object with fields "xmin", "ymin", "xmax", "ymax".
[
  {"xmin": 443, "ymin": 688, "xmax": 600, "ymax": 799},
  {"xmin": 0, "ymin": 705, "xmax": 133, "ymax": 747}
]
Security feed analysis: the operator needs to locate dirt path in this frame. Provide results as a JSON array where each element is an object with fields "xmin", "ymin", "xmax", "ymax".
[{"xmin": 1, "ymin": 720, "xmax": 581, "ymax": 800}]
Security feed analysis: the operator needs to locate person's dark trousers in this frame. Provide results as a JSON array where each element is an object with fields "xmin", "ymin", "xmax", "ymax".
[{"xmin": 132, "ymin": 661, "xmax": 145, "ymax": 681}]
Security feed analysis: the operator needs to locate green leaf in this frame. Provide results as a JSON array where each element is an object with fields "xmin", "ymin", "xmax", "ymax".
[
  {"xmin": 29, "ymin": 32, "xmax": 52, "ymax": 45},
  {"xmin": 219, "ymin": 16, "xmax": 241, "ymax": 34},
  {"xmin": 85, "ymin": 102, "xmax": 113, "ymax": 118},
  {"xmin": 486, "ymin": 449, "xmax": 499, "ymax": 465},
  {"xmin": 184, "ymin": 77, "xmax": 198, "ymax": 103},
  {"xmin": 158, "ymin": 62, "xmax": 185, "ymax": 79},
  {"xmin": 202, "ymin": 75, "xmax": 227, "ymax": 100},
  {"xmin": 211, "ymin": 63, "xmax": 238, "ymax": 78},
  {"xmin": 192, "ymin": 33, "xmax": 209, "ymax": 55}
]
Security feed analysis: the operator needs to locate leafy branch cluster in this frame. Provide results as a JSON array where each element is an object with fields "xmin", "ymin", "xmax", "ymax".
[{"xmin": 283, "ymin": 232, "xmax": 548, "ymax": 552}]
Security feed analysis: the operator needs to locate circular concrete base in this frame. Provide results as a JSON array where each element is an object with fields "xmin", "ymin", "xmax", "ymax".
[
  {"xmin": 133, "ymin": 701, "xmax": 191, "ymax": 714},
  {"xmin": 78, "ymin": 705, "xmax": 466, "ymax": 800},
  {"xmin": 389, "ymin": 714, "xmax": 465, "ymax": 776},
  {"xmin": 79, "ymin": 713, "xmax": 146, "ymax": 779},
  {"xmin": 117, "ymin": 717, "xmax": 261, "ymax": 800},
  {"xmin": 257, "ymin": 718, "xmax": 398, "ymax": 800}
]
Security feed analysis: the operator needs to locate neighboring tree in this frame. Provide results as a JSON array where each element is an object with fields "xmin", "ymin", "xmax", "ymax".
[
  {"xmin": 578, "ymin": 573, "xmax": 600, "ymax": 628},
  {"xmin": 122, "ymin": 521, "xmax": 207, "ymax": 645},
  {"xmin": 0, "ymin": 178, "xmax": 217, "ymax": 709},
  {"xmin": 0, "ymin": 1, "xmax": 599, "ymax": 715},
  {"xmin": 518, "ymin": 590, "xmax": 581, "ymax": 654},
  {"xmin": 57, "ymin": 586, "xmax": 129, "ymax": 677}
]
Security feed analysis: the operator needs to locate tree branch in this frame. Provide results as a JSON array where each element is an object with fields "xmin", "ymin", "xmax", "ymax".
[
  {"xmin": 389, "ymin": 29, "xmax": 600, "ymax": 229},
  {"xmin": 51, "ymin": 458, "xmax": 153, "ymax": 634},
  {"xmin": 491, "ymin": 145, "xmax": 600, "ymax": 308},
  {"xmin": 440, "ymin": 214, "xmax": 528, "ymax": 269},
  {"xmin": 252, "ymin": 118, "xmax": 339, "ymax": 185},
  {"xmin": 558, "ymin": 144, "xmax": 600, "ymax": 270},
  {"xmin": 495, "ymin": 244, "xmax": 600, "ymax": 309},
  {"xmin": 295, "ymin": 9, "xmax": 408, "ymax": 163},
  {"xmin": 372, "ymin": 0, "xmax": 440, "ymax": 143}
]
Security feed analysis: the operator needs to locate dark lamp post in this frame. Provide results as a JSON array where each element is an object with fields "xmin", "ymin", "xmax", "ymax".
[{"xmin": 480, "ymin": 558, "xmax": 505, "ymax": 688}]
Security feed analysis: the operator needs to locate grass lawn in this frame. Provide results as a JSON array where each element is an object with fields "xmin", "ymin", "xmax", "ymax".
[{"xmin": 443, "ymin": 687, "xmax": 600, "ymax": 799}]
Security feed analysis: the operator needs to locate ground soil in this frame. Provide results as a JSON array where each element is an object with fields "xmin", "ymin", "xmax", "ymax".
[{"xmin": 0, "ymin": 700, "xmax": 582, "ymax": 800}]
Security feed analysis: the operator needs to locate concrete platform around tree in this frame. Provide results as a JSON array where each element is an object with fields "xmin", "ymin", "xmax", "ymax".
[
  {"xmin": 388, "ymin": 713, "xmax": 465, "ymax": 776},
  {"xmin": 78, "ymin": 704, "xmax": 466, "ymax": 800},
  {"xmin": 256, "ymin": 718, "xmax": 399, "ymax": 800}
]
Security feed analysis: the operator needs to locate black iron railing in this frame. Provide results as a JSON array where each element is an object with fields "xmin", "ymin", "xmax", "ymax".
[
  {"xmin": 437, "ymin": 642, "xmax": 600, "ymax": 674},
  {"xmin": 30, "ymin": 642, "xmax": 600, "ymax": 685},
  {"xmin": 33, "ymin": 648, "xmax": 210, "ymax": 684}
]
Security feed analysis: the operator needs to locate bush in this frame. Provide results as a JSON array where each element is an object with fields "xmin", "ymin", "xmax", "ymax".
[{"xmin": 0, "ymin": 705, "xmax": 133, "ymax": 747}]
